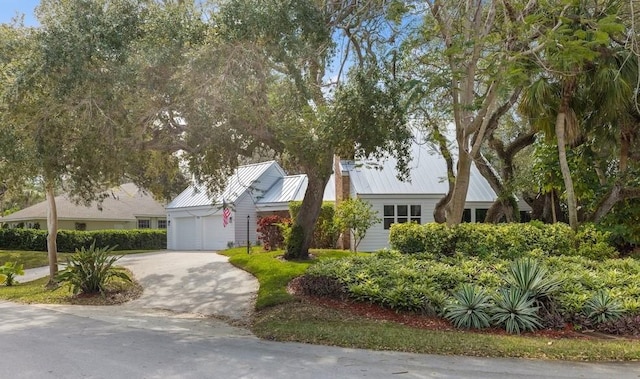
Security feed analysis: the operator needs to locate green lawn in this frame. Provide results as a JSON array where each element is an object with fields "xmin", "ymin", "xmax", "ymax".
[
  {"xmin": 220, "ymin": 247, "xmax": 358, "ymax": 309},
  {"xmin": 0, "ymin": 249, "xmax": 156, "ymax": 269},
  {"xmin": 223, "ymin": 247, "xmax": 640, "ymax": 361}
]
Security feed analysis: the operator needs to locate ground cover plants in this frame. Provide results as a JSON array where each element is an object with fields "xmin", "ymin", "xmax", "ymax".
[{"xmin": 301, "ymin": 250, "xmax": 640, "ymax": 335}]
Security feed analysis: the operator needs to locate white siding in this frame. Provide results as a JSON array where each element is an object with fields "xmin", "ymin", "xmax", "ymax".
[
  {"xmin": 234, "ymin": 193, "xmax": 258, "ymax": 247},
  {"xmin": 356, "ymin": 195, "xmax": 440, "ymax": 252}
]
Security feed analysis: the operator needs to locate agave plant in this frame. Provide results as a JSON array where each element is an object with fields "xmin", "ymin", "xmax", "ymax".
[
  {"xmin": 56, "ymin": 242, "xmax": 131, "ymax": 295},
  {"xmin": 0, "ymin": 261, "xmax": 24, "ymax": 286},
  {"xmin": 506, "ymin": 258, "xmax": 562, "ymax": 302},
  {"xmin": 584, "ymin": 290, "xmax": 625, "ymax": 324},
  {"xmin": 444, "ymin": 284, "xmax": 492, "ymax": 329},
  {"xmin": 492, "ymin": 287, "xmax": 542, "ymax": 334}
]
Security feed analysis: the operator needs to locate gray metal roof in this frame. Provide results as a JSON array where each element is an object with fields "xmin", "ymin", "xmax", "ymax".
[
  {"xmin": 167, "ymin": 161, "xmax": 285, "ymax": 209},
  {"xmin": 257, "ymin": 174, "xmax": 336, "ymax": 205},
  {"xmin": 0, "ymin": 183, "xmax": 166, "ymax": 222},
  {"xmin": 344, "ymin": 142, "xmax": 497, "ymax": 202}
]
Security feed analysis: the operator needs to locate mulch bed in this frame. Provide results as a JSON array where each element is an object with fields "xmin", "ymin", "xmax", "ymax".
[{"xmin": 288, "ymin": 276, "xmax": 590, "ymax": 340}]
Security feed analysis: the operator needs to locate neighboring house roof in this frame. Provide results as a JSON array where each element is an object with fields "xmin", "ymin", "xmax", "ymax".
[
  {"xmin": 341, "ymin": 141, "xmax": 497, "ymax": 202},
  {"xmin": 0, "ymin": 183, "xmax": 166, "ymax": 223},
  {"xmin": 167, "ymin": 161, "xmax": 286, "ymax": 209}
]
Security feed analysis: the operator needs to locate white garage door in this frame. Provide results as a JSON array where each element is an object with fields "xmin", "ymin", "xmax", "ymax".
[
  {"xmin": 175, "ymin": 217, "xmax": 197, "ymax": 250},
  {"xmin": 203, "ymin": 215, "xmax": 232, "ymax": 250}
]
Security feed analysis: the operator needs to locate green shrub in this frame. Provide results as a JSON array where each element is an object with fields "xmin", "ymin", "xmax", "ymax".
[
  {"xmin": 56, "ymin": 242, "xmax": 132, "ymax": 294},
  {"xmin": 573, "ymin": 224, "xmax": 618, "ymax": 260},
  {"xmin": 444, "ymin": 284, "xmax": 492, "ymax": 329},
  {"xmin": 389, "ymin": 222, "xmax": 426, "ymax": 254},
  {"xmin": 289, "ymin": 201, "xmax": 337, "ymax": 248},
  {"xmin": 491, "ymin": 288, "xmax": 542, "ymax": 334},
  {"xmin": 0, "ymin": 228, "xmax": 166, "ymax": 252},
  {"xmin": 422, "ymin": 223, "xmax": 455, "ymax": 255},
  {"xmin": 0, "ymin": 261, "xmax": 24, "ymax": 286}
]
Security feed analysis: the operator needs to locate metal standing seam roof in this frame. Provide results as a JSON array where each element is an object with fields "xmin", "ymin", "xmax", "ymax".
[
  {"xmin": 167, "ymin": 161, "xmax": 285, "ymax": 209},
  {"xmin": 344, "ymin": 141, "xmax": 497, "ymax": 202},
  {"xmin": 0, "ymin": 183, "xmax": 166, "ymax": 222},
  {"xmin": 256, "ymin": 174, "xmax": 336, "ymax": 205}
]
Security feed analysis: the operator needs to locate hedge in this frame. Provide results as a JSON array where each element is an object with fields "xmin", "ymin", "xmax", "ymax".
[
  {"xmin": 389, "ymin": 222, "xmax": 617, "ymax": 260},
  {"xmin": 0, "ymin": 228, "xmax": 166, "ymax": 252}
]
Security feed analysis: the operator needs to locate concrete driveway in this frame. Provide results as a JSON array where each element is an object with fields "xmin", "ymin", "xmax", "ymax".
[{"xmin": 23, "ymin": 251, "xmax": 258, "ymax": 328}]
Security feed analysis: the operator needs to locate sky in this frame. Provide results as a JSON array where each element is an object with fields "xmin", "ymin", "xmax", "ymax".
[{"xmin": 0, "ymin": 0, "xmax": 39, "ymax": 26}]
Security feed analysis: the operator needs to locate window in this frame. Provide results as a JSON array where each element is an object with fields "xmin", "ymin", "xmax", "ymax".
[
  {"xmin": 520, "ymin": 211, "xmax": 532, "ymax": 223},
  {"xmin": 383, "ymin": 205, "xmax": 422, "ymax": 230},
  {"xmin": 75, "ymin": 222, "xmax": 87, "ymax": 231},
  {"xmin": 137, "ymin": 219, "xmax": 150, "ymax": 229},
  {"xmin": 475, "ymin": 209, "xmax": 488, "ymax": 223},
  {"xmin": 157, "ymin": 219, "xmax": 167, "ymax": 229},
  {"xmin": 462, "ymin": 208, "xmax": 472, "ymax": 223}
]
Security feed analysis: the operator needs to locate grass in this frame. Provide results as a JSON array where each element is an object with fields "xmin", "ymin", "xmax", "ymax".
[
  {"xmin": 219, "ymin": 246, "xmax": 358, "ymax": 309},
  {"xmin": 0, "ymin": 249, "xmax": 156, "ymax": 269},
  {"xmin": 0, "ymin": 268, "xmax": 141, "ymax": 305},
  {"xmin": 223, "ymin": 247, "xmax": 640, "ymax": 361},
  {"xmin": 253, "ymin": 302, "xmax": 640, "ymax": 361}
]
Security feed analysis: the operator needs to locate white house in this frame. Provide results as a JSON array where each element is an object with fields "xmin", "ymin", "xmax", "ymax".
[
  {"xmin": 166, "ymin": 161, "xmax": 335, "ymax": 250},
  {"xmin": 167, "ymin": 142, "xmax": 529, "ymax": 251}
]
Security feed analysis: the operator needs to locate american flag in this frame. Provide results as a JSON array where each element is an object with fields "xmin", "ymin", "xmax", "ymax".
[{"xmin": 222, "ymin": 207, "xmax": 231, "ymax": 227}]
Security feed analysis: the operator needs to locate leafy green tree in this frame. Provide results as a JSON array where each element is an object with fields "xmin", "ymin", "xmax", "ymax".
[
  {"xmin": 334, "ymin": 198, "xmax": 381, "ymax": 253},
  {"xmin": 180, "ymin": 0, "xmax": 413, "ymax": 259},
  {"xmin": 0, "ymin": 1, "xmax": 192, "ymax": 284}
]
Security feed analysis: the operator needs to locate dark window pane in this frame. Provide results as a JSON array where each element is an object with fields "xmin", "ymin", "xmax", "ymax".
[
  {"xmin": 397, "ymin": 218, "xmax": 408, "ymax": 224},
  {"xmin": 411, "ymin": 205, "xmax": 421, "ymax": 217},
  {"xmin": 462, "ymin": 209, "xmax": 471, "ymax": 223},
  {"xmin": 520, "ymin": 211, "xmax": 532, "ymax": 223},
  {"xmin": 384, "ymin": 205, "xmax": 395, "ymax": 217},
  {"xmin": 157, "ymin": 219, "xmax": 167, "ymax": 229},
  {"xmin": 397, "ymin": 205, "xmax": 408, "ymax": 217},
  {"xmin": 138, "ymin": 219, "xmax": 151, "ymax": 229},
  {"xmin": 475, "ymin": 209, "xmax": 488, "ymax": 223},
  {"xmin": 383, "ymin": 218, "xmax": 394, "ymax": 230},
  {"xmin": 411, "ymin": 218, "xmax": 421, "ymax": 224}
]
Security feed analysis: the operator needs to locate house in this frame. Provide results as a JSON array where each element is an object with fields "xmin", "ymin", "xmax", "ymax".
[
  {"xmin": 334, "ymin": 141, "xmax": 529, "ymax": 252},
  {"xmin": 0, "ymin": 183, "xmax": 167, "ymax": 231},
  {"xmin": 165, "ymin": 161, "xmax": 335, "ymax": 250},
  {"xmin": 167, "ymin": 139, "xmax": 529, "ymax": 251}
]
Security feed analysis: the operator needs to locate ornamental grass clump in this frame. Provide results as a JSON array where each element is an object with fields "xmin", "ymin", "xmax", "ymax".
[{"xmin": 56, "ymin": 242, "xmax": 131, "ymax": 295}]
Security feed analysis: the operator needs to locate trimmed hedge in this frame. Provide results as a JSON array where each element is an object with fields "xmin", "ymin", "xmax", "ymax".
[
  {"xmin": 389, "ymin": 222, "xmax": 617, "ymax": 260},
  {"xmin": 0, "ymin": 228, "xmax": 166, "ymax": 252}
]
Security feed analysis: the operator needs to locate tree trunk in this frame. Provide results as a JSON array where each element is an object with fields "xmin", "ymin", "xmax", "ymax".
[
  {"xmin": 45, "ymin": 182, "xmax": 59, "ymax": 287},
  {"xmin": 432, "ymin": 125, "xmax": 455, "ymax": 223},
  {"xmin": 284, "ymin": 165, "xmax": 332, "ymax": 260},
  {"xmin": 555, "ymin": 111, "xmax": 578, "ymax": 231},
  {"xmin": 445, "ymin": 149, "xmax": 473, "ymax": 225}
]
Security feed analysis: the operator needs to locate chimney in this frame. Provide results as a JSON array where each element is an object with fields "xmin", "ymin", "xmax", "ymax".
[{"xmin": 334, "ymin": 155, "xmax": 351, "ymax": 249}]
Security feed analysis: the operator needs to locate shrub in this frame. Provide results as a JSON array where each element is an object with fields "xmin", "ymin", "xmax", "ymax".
[
  {"xmin": 596, "ymin": 314, "xmax": 640, "ymax": 336},
  {"xmin": 56, "ymin": 242, "xmax": 132, "ymax": 294},
  {"xmin": 491, "ymin": 288, "xmax": 542, "ymax": 334},
  {"xmin": 289, "ymin": 201, "xmax": 337, "ymax": 248},
  {"xmin": 389, "ymin": 222, "xmax": 426, "ymax": 254},
  {"xmin": 257, "ymin": 215, "xmax": 290, "ymax": 250},
  {"xmin": 296, "ymin": 275, "xmax": 346, "ymax": 298},
  {"xmin": 0, "ymin": 228, "xmax": 166, "ymax": 252},
  {"xmin": 573, "ymin": 224, "xmax": 618, "ymax": 260},
  {"xmin": 334, "ymin": 198, "xmax": 380, "ymax": 252},
  {"xmin": 444, "ymin": 284, "xmax": 492, "ymax": 329},
  {"xmin": 0, "ymin": 261, "xmax": 24, "ymax": 286},
  {"xmin": 583, "ymin": 290, "xmax": 626, "ymax": 324}
]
